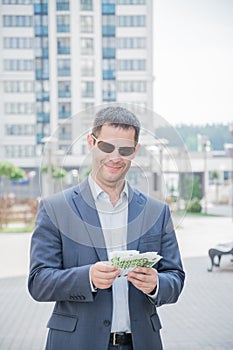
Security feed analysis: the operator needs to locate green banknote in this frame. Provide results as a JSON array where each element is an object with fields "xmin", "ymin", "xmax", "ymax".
[{"xmin": 109, "ymin": 251, "xmax": 162, "ymax": 277}]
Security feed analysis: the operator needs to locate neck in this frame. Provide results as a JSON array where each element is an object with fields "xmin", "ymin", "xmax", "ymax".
[{"xmin": 91, "ymin": 175, "xmax": 125, "ymax": 205}]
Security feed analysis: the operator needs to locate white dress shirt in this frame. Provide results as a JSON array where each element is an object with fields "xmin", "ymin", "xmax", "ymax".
[
  {"xmin": 88, "ymin": 175, "xmax": 131, "ymax": 332},
  {"xmin": 88, "ymin": 175, "xmax": 158, "ymax": 332}
]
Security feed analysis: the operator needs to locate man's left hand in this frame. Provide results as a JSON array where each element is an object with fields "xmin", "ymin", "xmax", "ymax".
[{"xmin": 127, "ymin": 267, "xmax": 158, "ymax": 294}]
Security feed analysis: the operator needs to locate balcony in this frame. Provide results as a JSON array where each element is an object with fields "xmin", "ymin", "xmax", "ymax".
[
  {"xmin": 102, "ymin": 91, "xmax": 116, "ymax": 102},
  {"xmin": 37, "ymin": 112, "xmax": 50, "ymax": 123},
  {"xmin": 34, "ymin": 3, "xmax": 48, "ymax": 15},
  {"xmin": 102, "ymin": 4, "xmax": 115, "ymax": 15},
  {"xmin": 102, "ymin": 48, "xmax": 116, "ymax": 59},
  {"xmin": 103, "ymin": 70, "xmax": 115, "ymax": 80},
  {"xmin": 102, "ymin": 26, "xmax": 115, "ymax": 37}
]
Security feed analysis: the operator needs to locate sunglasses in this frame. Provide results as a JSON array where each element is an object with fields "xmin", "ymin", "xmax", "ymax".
[{"xmin": 91, "ymin": 134, "xmax": 136, "ymax": 157}]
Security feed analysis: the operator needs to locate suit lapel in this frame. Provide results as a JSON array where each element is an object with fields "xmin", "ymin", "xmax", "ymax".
[
  {"xmin": 72, "ymin": 179, "xmax": 108, "ymax": 261},
  {"xmin": 71, "ymin": 180, "xmax": 147, "ymax": 259}
]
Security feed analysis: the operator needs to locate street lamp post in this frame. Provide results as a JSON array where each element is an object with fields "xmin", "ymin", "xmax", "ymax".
[
  {"xmin": 202, "ymin": 135, "xmax": 211, "ymax": 215},
  {"xmin": 41, "ymin": 136, "xmax": 57, "ymax": 197}
]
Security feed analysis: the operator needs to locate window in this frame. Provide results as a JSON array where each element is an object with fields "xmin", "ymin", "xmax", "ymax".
[
  {"xmin": 3, "ymin": 16, "xmax": 33, "ymax": 27},
  {"xmin": 36, "ymin": 101, "xmax": 50, "ymax": 122},
  {"xmin": 4, "ymin": 81, "xmax": 34, "ymax": 93},
  {"xmin": 81, "ymin": 59, "xmax": 94, "ymax": 76},
  {"xmin": 35, "ymin": 58, "xmax": 49, "ymax": 79},
  {"xmin": 5, "ymin": 145, "xmax": 36, "ymax": 158},
  {"xmin": 58, "ymin": 102, "xmax": 71, "ymax": 119},
  {"xmin": 80, "ymin": 0, "xmax": 93, "ymax": 11},
  {"xmin": 117, "ymin": 37, "xmax": 146, "ymax": 49},
  {"xmin": 117, "ymin": 0, "xmax": 146, "ymax": 4},
  {"xmin": 58, "ymin": 81, "xmax": 71, "ymax": 98},
  {"xmin": 5, "ymin": 124, "xmax": 35, "ymax": 136},
  {"xmin": 56, "ymin": 0, "xmax": 69, "ymax": 11},
  {"xmin": 80, "ymin": 16, "xmax": 93, "ymax": 33},
  {"xmin": 102, "ymin": 37, "xmax": 116, "ymax": 58},
  {"xmin": 57, "ymin": 15, "xmax": 70, "ymax": 32},
  {"xmin": 5, "ymin": 103, "xmax": 34, "ymax": 115},
  {"xmin": 117, "ymin": 59, "xmax": 146, "ymax": 71},
  {"xmin": 80, "ymin": 38, "xmax": 94, "ymax": 55},
  {"xmin": 57, "ymin": 59, "xmax": 71, "ymax": 76},
  {"xmin": 57, "ymin": 37, "xmax": 70, "ymax": 54},
  {"xmin": 117, "ymin": 81, "xmax": 146, "ymax": 92},
  {"xmin": 34, "ymin": 14, "xmax": 48, "ymax": 36},
  {"xmin": 81, "ymin": 81, "xmax": 94, "ymax": 98},
  {"xmin": 4, "ymin": 37, "xmax": 33, "ymax": 49},
  {"xmin": 35, "ymin": 80, "xmax": 49, "ymax": 101},
  {"xmin": 103, "ymin": 59, "xmax": 116, "ymax": 79},
  {"xmin": 4, "ymin": 59, "xmax": 33, "ymax": 71},
  {"xmin": 102, "ymin": 15, "xmax": 116, "ymax": 25},
  {"xmin": 102, "ymin": 81, "xmax": 116, "ymax": 101},
  {"xmin": 102, "ymin": 15, "xmax": 116, "ymax": 37},
  {"xmin": 35, "ymin": 37, "xmax": 49, "ymax": 58},
  {"xmin": 3, "ymin": 0, "xmax": 33, "ymax": 3},
  {"xmin": 118, "ymin": 15, "xmax": 146, "ymax": 27},
  {"xmin": 102, "ymin": 3, "xmax": 115, "ymax": 15},
  {"xmin": 59, "ymin": 124, "xmax": 72, "ymax": 140}
]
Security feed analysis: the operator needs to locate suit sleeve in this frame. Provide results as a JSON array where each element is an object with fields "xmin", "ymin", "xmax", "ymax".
[
  {"xmin": 156, "ymin": 204, "xmax": 185, "ymax": 307},
  {"xmin": 28, "ymin": 199, "xmax": 95, "ymax": 303}
]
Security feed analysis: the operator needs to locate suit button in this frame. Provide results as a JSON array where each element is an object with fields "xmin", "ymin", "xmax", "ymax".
[{"xmin": 104, "ymin": 320, "xmax": 110, "ymax": 327}]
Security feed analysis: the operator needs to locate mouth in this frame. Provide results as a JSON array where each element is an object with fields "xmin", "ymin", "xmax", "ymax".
[{"xmin": 104, "ymin": 162, "xmax": 124, "ymax": 172}]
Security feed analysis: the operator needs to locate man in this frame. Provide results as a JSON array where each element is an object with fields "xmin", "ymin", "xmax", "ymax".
[{"xmin": 28, "ymin": 106, "xmax": 185, "ymax": 350}]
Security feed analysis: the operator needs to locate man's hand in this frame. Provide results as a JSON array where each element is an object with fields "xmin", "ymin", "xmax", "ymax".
[
  {"xmin": 90, "ymin": 262, "xmax": 120, "ymax": 289},
  {"xmin": 127, "ymin": 267, "xmax": 158, "ymax": 294}
]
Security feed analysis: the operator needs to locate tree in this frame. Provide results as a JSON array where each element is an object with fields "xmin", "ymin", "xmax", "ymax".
[{"xmin": 0, "ymin": 161, "xmax": 25, "ymax": 195}]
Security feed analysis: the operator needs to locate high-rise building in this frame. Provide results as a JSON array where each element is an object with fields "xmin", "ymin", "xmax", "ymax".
[
  {"xmin": 0, "ymin": 0, "xmax": 154, "ymax": 189},
  {"xmin": 0, "ymin": 0, "xmax": 36, "ymax": 170}
]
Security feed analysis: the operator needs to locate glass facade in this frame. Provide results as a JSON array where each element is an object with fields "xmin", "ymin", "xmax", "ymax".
[
  {"xmin": 34, "ymin": 0, "xmax": 50, "ymax": 144},
  {"xmin": 102, "ymin": 0, "xmax": 116, "ymax": 102}
]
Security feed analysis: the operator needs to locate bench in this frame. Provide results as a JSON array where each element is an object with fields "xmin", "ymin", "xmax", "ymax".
[
  {"xmin": 0, "ymin": 198, "xmax": 38, "ymax": 228},
  {"xmin": 208, "ymin": 242, "xmax": 233, "ymax": 272}
]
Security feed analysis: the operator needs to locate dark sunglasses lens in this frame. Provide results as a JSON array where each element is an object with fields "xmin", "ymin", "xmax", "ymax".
[
  {"xmin": 98, "ymin": 141, "xmax": 115, "ymax": 153},
  {"xmin": 119, "ymin": 147, "xmax": 135, "ymax": 156}
]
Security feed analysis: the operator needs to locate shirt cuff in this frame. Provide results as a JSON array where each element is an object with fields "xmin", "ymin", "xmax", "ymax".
[
  {"xmin": 146, "ymin": 275, "xmax": 159, "ymax": 300},
  {"xmin": 89, "ymin": 268, "xmax": 97, "ymax": 292}
]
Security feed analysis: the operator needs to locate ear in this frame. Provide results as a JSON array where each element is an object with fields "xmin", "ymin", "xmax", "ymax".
[
  {"xmin": 87, "ymin": 134, "xmax": 94, "ymax": 151},
  {"xmin": 134, "ymin": 143, "xmax": 140, "ymax": 157}
]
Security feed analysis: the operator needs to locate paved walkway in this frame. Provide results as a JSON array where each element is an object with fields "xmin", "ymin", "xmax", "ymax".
[{"xmin": 0, "ymin": 214, "xmax": 233, "ymax": 350}]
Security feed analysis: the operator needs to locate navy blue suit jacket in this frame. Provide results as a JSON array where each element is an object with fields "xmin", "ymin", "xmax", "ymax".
[{"xmin": 28, "ymin": 178, "xmax": 185, "ymax": 350}]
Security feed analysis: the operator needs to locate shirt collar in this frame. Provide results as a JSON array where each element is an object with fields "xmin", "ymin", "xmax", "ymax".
[{"xmin": 88, "ymin": 174, "xmax": 128, "ymax": 202}]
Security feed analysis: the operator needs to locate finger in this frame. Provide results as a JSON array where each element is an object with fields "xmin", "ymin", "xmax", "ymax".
[{"xmin": 96, "ymin": 262, "xmax": 119, "ymax": 273}]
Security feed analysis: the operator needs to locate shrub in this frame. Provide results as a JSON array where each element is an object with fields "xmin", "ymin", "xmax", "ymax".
[{"xmin": 186, "ymin": 198, "xmax": 202, "ymax": 213}]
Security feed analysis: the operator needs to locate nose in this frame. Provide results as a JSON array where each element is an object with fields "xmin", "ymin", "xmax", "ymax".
[{"xmin": 109, "ymin": 148, "xmax": 122, "ymax": 160}]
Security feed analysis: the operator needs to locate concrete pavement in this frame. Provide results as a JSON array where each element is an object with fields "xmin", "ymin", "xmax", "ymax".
[{"xmin": 0, "ymin": 214, "xmax": 233, "ymax": 350}]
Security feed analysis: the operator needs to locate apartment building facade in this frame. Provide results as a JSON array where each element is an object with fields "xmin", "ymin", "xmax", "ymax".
[{"xmin": 0, "ymin": 0, "xmax": 154, "ymax": 196}]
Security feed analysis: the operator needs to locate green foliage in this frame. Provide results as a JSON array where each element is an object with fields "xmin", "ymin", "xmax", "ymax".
[
  {"xmin": 41, "ymin": 164, "xmax": 67, "ymax": 179},
  {"xmin": 52, "ymin": 167, "xmax": 67, "ymax": 179},
  {"xmin": 0, "ymin": 162, "xmax": 25, "ymax": 180},
  {"xmin": 210, "ymin": 170, "xmax": 220, "ymax": 180},
  {"xmin": 181, "ymin": 175, "xmax": 201, "ymax": 201},
  {"xmin": 191, "ymin": 177, "xmax": 202, "ymax": 200},
  {"xmin": 186, "ymin": 198, "xmax": 202, "ymax": 213},
  {"xmin": 156, "ymin": 124, "xmax": 232, "ymax": 151}
]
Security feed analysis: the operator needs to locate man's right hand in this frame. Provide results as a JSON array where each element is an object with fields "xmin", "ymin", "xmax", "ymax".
[{"xmin": 90, "ymin": 262, "xmax": 120, "ymax": 289}]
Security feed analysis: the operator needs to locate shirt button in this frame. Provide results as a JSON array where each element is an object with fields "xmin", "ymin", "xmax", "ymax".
[{"xmin": 103, "ymin": 320, "xmax": 110, "ymax": 327}]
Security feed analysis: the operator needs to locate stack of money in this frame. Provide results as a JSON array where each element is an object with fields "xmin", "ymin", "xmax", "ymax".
[{"xmin": 109, "ymin": 250, "xmax": 162, "ymax": 277}]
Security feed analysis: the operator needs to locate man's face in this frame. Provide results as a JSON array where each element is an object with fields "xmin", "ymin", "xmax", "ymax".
[{"xmin": 87, "ymin": 124, "xmax": 140, "ymax": 190}]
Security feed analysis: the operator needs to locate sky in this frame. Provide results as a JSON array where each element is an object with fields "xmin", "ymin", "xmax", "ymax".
[{"xmin": 153, "ymin": 0, "xmax": 233, "ymax": 125}]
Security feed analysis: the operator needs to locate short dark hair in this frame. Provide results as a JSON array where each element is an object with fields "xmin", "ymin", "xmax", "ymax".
[{"xmin": 92, "ymin": 106, "xmax": 141, "ymax": 144}]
